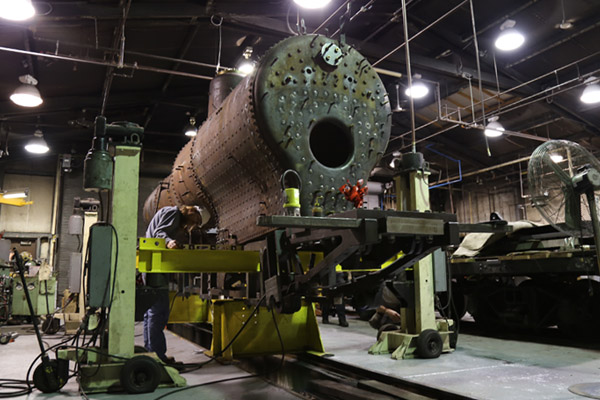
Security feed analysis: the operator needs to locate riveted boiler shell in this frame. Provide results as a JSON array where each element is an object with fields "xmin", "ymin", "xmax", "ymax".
[{"xmin": 143, "ymin": 34, "xmax": 391, "ymax": 244}]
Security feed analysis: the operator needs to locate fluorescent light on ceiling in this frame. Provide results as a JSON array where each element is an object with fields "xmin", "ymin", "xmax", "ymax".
[
  {"xmin": 2, "ymin": 191, "xmax": 28, "ymax": 199},
  {"xmin": 550, "ymin": 154, "xmax": 564, "ymax": 163}
]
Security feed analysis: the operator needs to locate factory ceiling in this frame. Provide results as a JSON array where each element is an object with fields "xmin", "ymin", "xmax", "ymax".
[{"xmin": 0, "ymin": 0, "xmax": 599, "ymax": 184}]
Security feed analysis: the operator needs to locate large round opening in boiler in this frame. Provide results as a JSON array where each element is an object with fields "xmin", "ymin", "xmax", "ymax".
[{"xmin": 309, "ymin": 120, "xmax": 353, "ymax": 168}]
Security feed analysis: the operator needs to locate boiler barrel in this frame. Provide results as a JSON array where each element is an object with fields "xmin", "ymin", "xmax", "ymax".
[{"xmin": 143, "ymin": 34, "xmax": 392, "ymax": 243}]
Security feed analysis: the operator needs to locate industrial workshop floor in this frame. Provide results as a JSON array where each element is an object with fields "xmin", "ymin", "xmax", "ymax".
[
  {"xmin": 3, "ymin": 318, "xmax": 600, "ymax": 399},
  {"xmin": 318, "ymin": 316, "xmax": 600, "ymax": 400},
  {"xmin": 0, "ymin": 323, "xmax": 300, "ymax": 400}
]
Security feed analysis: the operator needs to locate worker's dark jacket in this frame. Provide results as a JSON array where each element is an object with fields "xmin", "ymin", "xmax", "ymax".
[{"xmin": 144, "ymin": 206, "xmax": 182, "ymax": 288}]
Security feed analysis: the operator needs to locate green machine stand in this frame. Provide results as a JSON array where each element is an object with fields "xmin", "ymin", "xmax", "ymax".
[
  {"xmin": 369, "ymin": 152, "xmax": 455, "ymax": 359},
  {"xmin": 57, "ymin": 117, "xmax": 185, "ymax": 394}
]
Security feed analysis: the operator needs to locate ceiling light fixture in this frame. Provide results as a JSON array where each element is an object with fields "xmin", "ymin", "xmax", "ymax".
[
  {"xmin": 184, "ymin": 117, "xmax": 197, "ymax": 137},
  {"xmin": 293, "ymin": 0, "xmax": 331, "ymax": 9},
  {"xmin": 405, "ymin": 75, "xmax": 428, "ymax": 99},
  {"xmin": 558, "ymin": 0, "xmax": 573, "ymax": 30},
  {"xmin": 580, "ymin": 76, "xmax": 600, "ymax": 104},
  {"xmin": 550, "ymin": 154, "xmax": 564, "ymax": 163},
  {"xmin": 0, "ymin": 0, "xmax": 35, "ymax": 21},
  {"xmin": 2, "ymin": 189, "xmax": 28, "ymax": 199},
  {"xmin": 10, "ymin": 74, "xmax": 43, "ymax": 107},
  {"xmin": 484, "ymin": 116, "xmax": 505, "ymax": 137},
  {"xmin": 495, "ymin": 19, "xmax": 525, "ymax": 51},
  {"xmin": 25, "ymin": 130, "xmax": 49, "ymax": 154},
  {"xmin": 237, "ymin": 46, "xmax": 255, "ymax": 76}
]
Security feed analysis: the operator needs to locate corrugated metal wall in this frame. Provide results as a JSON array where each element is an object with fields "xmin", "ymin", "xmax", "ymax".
[{"xmin": 442, "ymin": 183, "xmax": 551, "ymax": 225}]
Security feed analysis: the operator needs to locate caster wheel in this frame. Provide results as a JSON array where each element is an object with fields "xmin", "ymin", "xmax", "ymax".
[
  {"xmin": 376, "ymin": 323, "xmax": 400, "ymax": 341},
  {"xmin": 416, "ymin": 329, "xmax": 443, "ymax": 359},
  {"xmin": 134, "ymin": 345, "xmax": 149, "ymax": 353},
  {"xmin": 42, "ymin": 317, "xmax": 61, "ymax": 335},
  {"xmin": 33, "ymin": 359, "xmax": 69, "ymax": 393},
  {"xmin": 120, "ymin": 356, "xmax": 161, "ymax": 394}
]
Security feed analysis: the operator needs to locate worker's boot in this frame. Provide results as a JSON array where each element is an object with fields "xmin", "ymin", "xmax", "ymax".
[{"xmin": 336, "ymin": 305, "xmax": 348, "ymax": 327}]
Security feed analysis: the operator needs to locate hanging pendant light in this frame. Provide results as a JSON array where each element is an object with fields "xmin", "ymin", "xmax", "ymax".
[
  {"xmin": 184, "ymin": 117, "xmax": 197, "ymax": 137},
  {"xmin": 580, "ymin": 77, "xmax": 600, "ymax": 104},
  {"xmin": 495, "ymin": 20, "xmax": 525, "ymax": 51},
  {"xmin": 484, "ymin": 116, "xmax": 505, "ymax": 137},
  {"xmin": 405, "ymin": 74, "xmax": 429, "ymax": 99},
  {"xmin": 10, "ymin": 75, "xmax": 43, "ymax": 107},
  {"xmin": 0, "ymin": 0, "xmax": 35, "ymax": 21},
  {"xmin": 25, "ymin": 130, "xmax": 49, "ymax": 154}
]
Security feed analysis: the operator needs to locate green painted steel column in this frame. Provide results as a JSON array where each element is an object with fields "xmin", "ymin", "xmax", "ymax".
[{"xmin": 108, "ymin": 145, "xmax": 140, "ymax": 357}]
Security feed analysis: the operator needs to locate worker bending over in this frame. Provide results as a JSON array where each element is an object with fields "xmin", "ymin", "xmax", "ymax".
[{"xmin": 143, "ymin": 205, "xmax": 203, "ymax": 363}]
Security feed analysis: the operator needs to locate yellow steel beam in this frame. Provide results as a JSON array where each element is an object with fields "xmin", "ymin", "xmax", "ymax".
[{"xmin": 137, "ymin": 238, "xmax": 261, "ymax": 273}]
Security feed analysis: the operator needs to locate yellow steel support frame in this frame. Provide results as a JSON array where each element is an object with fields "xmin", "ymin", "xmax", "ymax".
[
  {"xmin": 137, "ymin": 243, "xmax": 325, "ymax": 359},
  {"xmin": 208, "ymin": 299, "xmax": 324, "ymax": 361},
  {"xmin": 168, "ymin": 294, "xmax": 210, "ymax": 324},
  {"xmin": 108, "ymin": 146, "xmax": 140, "ymax": 357}
]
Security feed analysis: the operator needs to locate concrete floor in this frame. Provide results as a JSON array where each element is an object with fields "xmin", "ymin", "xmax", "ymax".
[
  {"xmin": 318, "ymin": 316, "xmax": 600, "ymax": 400},
  {"xmin": 0, "ymin": 323, "xmax": 300, "ymax": 400},
  {"xmin": 3, "ymin": 317, "xmax": 600, "ymax": 399}
]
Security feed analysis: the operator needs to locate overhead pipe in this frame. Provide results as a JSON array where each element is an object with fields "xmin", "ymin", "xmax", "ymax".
[
  {"xmin": 330, "ymin": 0, "xmax": 377, "ymax": 38},
  {"xmin": 506, "ymin": 19, "xmax": 600, "ymax": 69},
  {"xmin": 399, "ymin": 0, "xmax": 416, "ymax": 153},
  {"xmin": 460, "ymin": 0, "xmax": 540, "ymax": 44},
  {"xmin": 468, "ymin": 0, "xmax": 490, "ymax": 156},
  {"xmin": 389, "ymin": 50, "xmax": 600, "ymax": 147},
  {"xmin": 390, "ymin": 69, "xmax": 598, "ymax": 153},
  {"xmin": 0, "ymin": 46, "xmax": 214, "ymax": 81},
  {"xmin": 34, "ymin": 36, "xmax": 226, "ymax": 71},
  {"xmin": 372, "ymin": 0, "xmax": 468, "ymax": 67},
  {"xmin": 433, "ymin": 156, "xmax": 531, "ymax": 186},
  {"xmin": 311, "ymin": 0, "xmax": 351, "ymax": 34}
]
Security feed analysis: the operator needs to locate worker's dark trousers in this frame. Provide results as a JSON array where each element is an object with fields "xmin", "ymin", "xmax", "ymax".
[{"xmin": 143, "ymin": 290, "xmax": 170, "ymax": 361}]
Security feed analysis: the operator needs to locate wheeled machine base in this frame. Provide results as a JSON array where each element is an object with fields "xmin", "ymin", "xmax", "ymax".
[{"xmin": 369, "ymin": 319, "xmax": 455, "ymax": 359}]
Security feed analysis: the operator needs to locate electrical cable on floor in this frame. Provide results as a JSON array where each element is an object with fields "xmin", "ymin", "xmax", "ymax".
[
  {"xmin": 173, "ymin": 295, "xmax": 268, "ymax": 373},
  {"xmin": 0, "ymin": 324, "xmax": 86, "ymax": 398},
  {"xmin": 154, "ymin": 297, "xmax": 288, "ymax": 399},
  {"xmin": 0, "ymin": 379, "xmax": 31, "ymax": 398}
]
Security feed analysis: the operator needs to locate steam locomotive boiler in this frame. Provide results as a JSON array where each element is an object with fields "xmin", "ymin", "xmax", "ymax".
[{"xmin": 143, "ymin": 34, "xmax": 392, "ymax": 243}]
